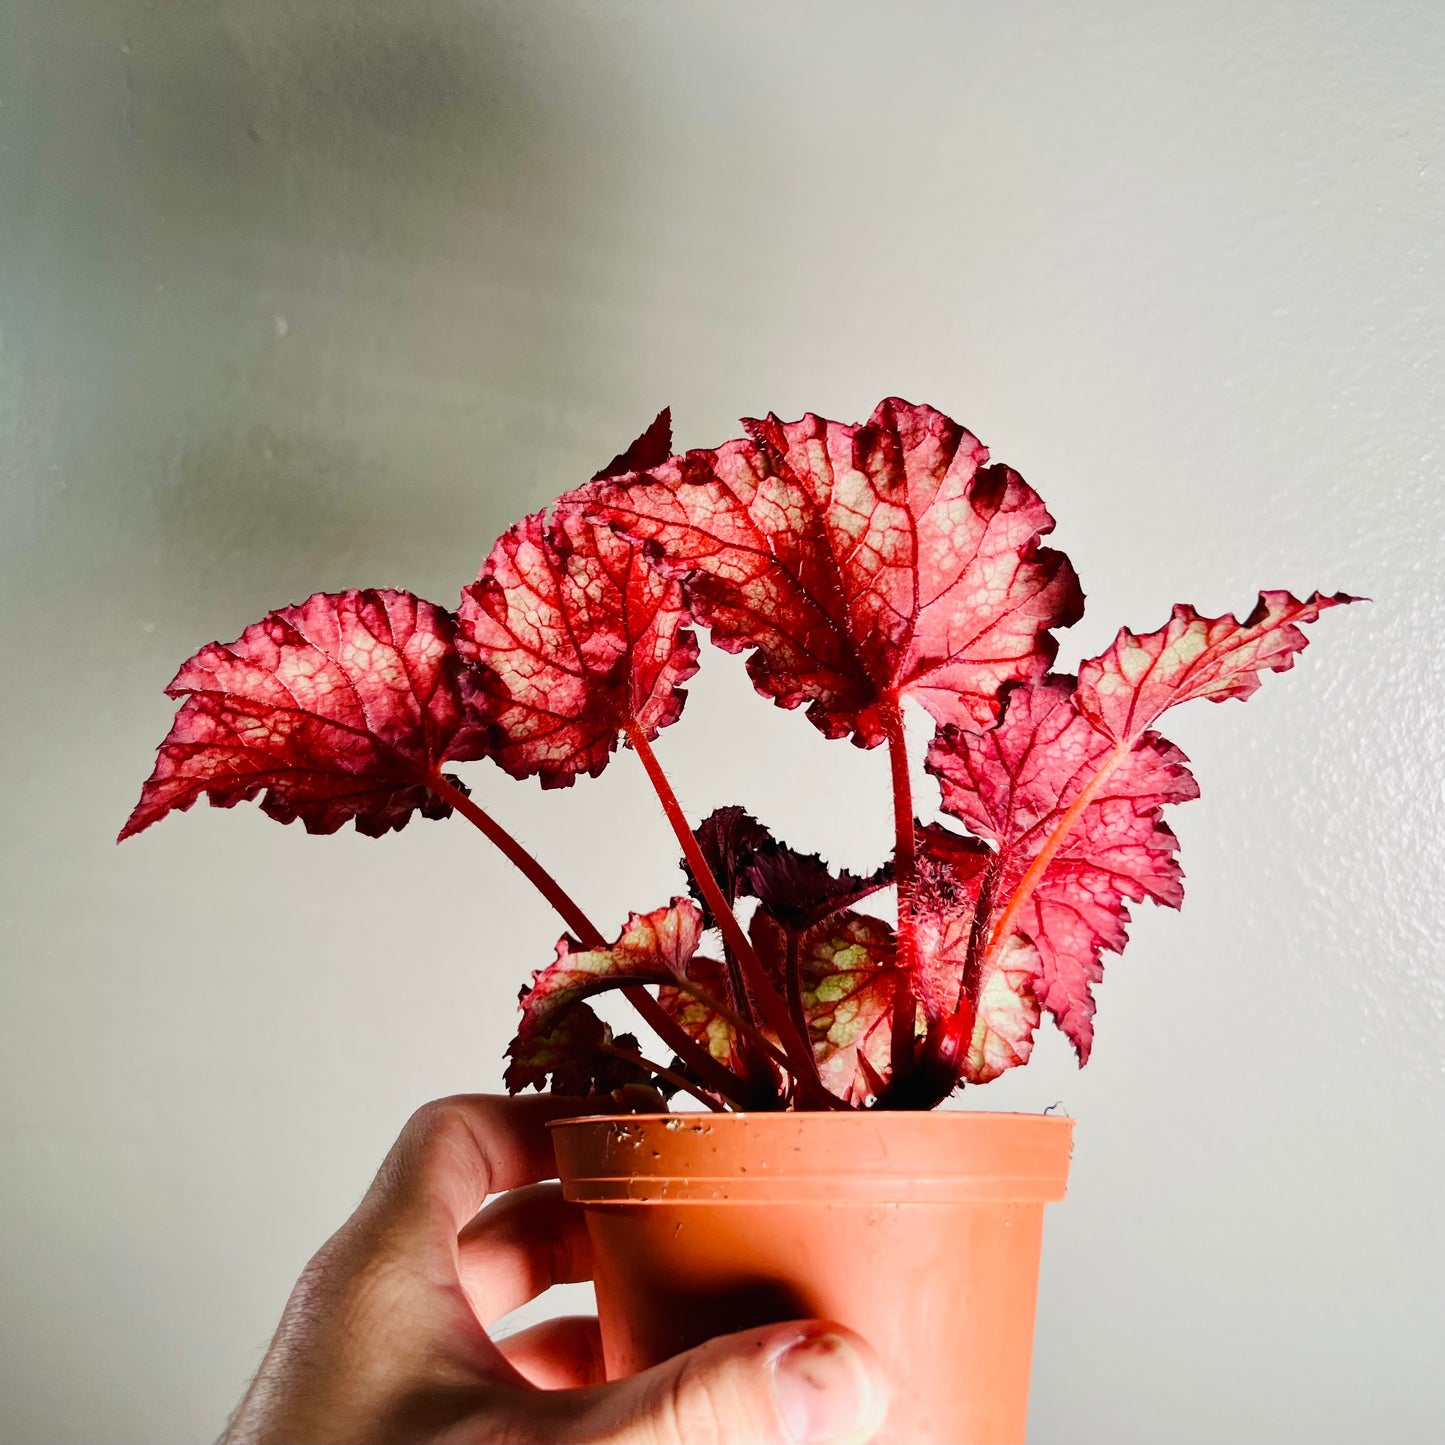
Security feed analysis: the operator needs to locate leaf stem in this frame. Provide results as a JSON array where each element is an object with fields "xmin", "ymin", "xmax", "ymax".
[
  {"xmin": 983, "ymin": 744, "xmax": 1128, "ymax": 968},
  {"xmin": 597, "ymin": 1044, "xmax": 728, "ymax": 1113},
  {"xmin": 881, "ymin": 702, "xmax": 918, "ymax": 1082},
  {"xmin": 622, "ymin": 724, "xmax": 842, "ymax": 1109},
  {"xmin": 784, "ymin": 931, "xmax": 809, "ymax": 1048},
  {"xmin": 428, "ymin": 771, "xmax": 602, "ymax": 946},
  {"xmin": 674, "ymin": 976, "xmax": 797, "ymax": 1083},
  {"xmin": 426, "ymin": 769, "xmax": 752, "ymax": 1107}
]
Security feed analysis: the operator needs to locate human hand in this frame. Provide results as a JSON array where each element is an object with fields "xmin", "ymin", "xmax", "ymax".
[{"xmin": 220, "ymin": 1094, "xmax": 890, "ymax": 1444}]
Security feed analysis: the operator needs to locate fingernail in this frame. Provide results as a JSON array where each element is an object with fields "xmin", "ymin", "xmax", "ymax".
[{"xmin": 772, "ymin": 1332, "xmax": 874, "ymax": 1444}]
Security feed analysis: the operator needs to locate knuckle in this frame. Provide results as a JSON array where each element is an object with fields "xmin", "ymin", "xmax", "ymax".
[
  {"xmin": 403, "ymin": 1095, "xmax": 467, "ymax": 1146},
  {"xmin": 659, "ymin": 1353, "xmax": 745, "ymax": 1445},
  {"xmin": 400, "ymin": 1096, "xmax": 484, "ymax": 1175}
]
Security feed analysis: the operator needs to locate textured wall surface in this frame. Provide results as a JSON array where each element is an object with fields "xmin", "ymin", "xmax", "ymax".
[{"xmin": 2, "ymin": 3, "xmax": 1442, "ymax": 1442}]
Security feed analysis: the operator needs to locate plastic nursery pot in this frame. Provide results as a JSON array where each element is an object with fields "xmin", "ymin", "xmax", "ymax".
[{"xmin": 550, "ymin": 1109, "xmax": 1072, "ymax": 1445}]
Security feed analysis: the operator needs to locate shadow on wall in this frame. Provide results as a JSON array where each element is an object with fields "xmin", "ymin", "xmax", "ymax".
[{"xmin": 70, "ymin": 2, "xmax": 615, "ymax": 627}]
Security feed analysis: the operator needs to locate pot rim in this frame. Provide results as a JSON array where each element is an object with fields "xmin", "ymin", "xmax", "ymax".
[
  {"xmin": 549, "ymin": 1108, "xmax": 1074, "ymax": 1205},
  {"xmin": 549, "ymin": 1107, "xmax": 1073, "ymax": 1128}
]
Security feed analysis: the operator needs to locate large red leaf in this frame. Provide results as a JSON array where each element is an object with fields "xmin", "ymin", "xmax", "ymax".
[
  {"xmin": 928, "ymin": 678, "xmax": 1197, "ymax": 1061},
  {"xmin": 120, "ymin": 589, "xmax": 481, "ymax": 841},
  {"xmin": 579, "ymin": 397, "xmax": 1083, "ymax": 746},
  {"xmin": 515, "ymin": 899, "xmax": 704, "ymax": 1042},
  {"xmin": 456, "ymin": 508, "xmax": 699, "ymax": 787},
  {"xmin": 923, "ymin": 591, "xmax": 1353, "ymax": 1073}
]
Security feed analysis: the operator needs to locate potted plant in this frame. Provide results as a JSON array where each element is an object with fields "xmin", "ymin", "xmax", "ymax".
[{"xmin": 122, "ymin": 399, "xmax": 1354, "ymax": 1443}]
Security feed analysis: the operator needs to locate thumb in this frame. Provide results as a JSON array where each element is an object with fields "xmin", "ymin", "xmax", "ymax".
[{"xmin": 557, "ymin": 1322, "xmax": 890, "ymax": 1445}]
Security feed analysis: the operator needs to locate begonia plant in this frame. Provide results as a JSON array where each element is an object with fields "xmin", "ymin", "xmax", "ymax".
[{"xmin": 122, "ymin": 400, "xmax": 1354, "ymax": 1111}]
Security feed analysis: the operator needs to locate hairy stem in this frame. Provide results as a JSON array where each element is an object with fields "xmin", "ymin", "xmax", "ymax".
[
  {"xmin": 784, "ymin": 931, "xmax": 809, "ymax": 1048},
  {"xmin": 428, "ymin": 771, "xmax": 602, "ymax": 946},
  {"xmin": 623, "ymin": 724, "xmax": 841, "ymax": 1110},
  {"xmin": 427, "ymin": 770, "xmax": 753, "ymax": 1107},
  {"xmin": 881, "ymin": 702, "xmax": 918, "ymax": 1082}
]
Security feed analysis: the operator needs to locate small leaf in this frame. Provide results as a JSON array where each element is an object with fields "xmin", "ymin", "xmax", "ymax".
[
  {"xmin": 516, "ymin": 899, "xmax": 704, "ymax": 1042},
  {"xmin": 504, "ymin": 1003, "xmax": 653, "ymax": 1096},
  {"xmin": 582, "ymin": 398, "xmax": 1083, "ymax": 746},
  {"xmin": 120, "ymin": 589, "xmax": 482, "ymax": 841},
  {"xmin": 746, "ymin": 846, "xmax": 892, "ymax": 932},
  {"xmin": 592, "ymin": 408, "xmax": 673, "ymax": 481},
  {"xmin": 753, "ymin": 909, "xmax": 902, "ymax": 1104},
  {"xmin": 685, "ymin": 805, "xmax": 776, "ymax": 926},
  {"xmin": 964, "ymin": 936, "xmax": 1043, "ymax": 1084},
  {"xmin": 910, "ymin": 823, "xmax": 991, "ymax": 1026},
  {"xmin": 799, "ymin": 912, "xmax": 900, "ymax": 1103},
  {"xmin": 909, "ymin": 838, "xmax": 1041, "ymax": 1084},
  {"xmin": 683, "ymin": 806, "xmax": 890, "ymax": 933},
  {"xmin": 457, "ymin": 510, "xmax": 699, "ymax": 788},
  {"xmin": 1076, "ymin": 591, "xmax": 1359, "ymax": 745},
  {"xmin": 657, "ymin": 953, "xmax": 747, "ymax": 1069}
]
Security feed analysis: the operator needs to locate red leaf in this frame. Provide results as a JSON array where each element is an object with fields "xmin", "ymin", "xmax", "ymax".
[
  {"xmin": 457, "ymin": 510, "xmax": 699, "ymax": 787},
  {"xmin": 965, "ymin": 936, "xmax": 1044, "ymax": 1084},
  {"xmin": 1077, "ymin": 591, "xmax": 1358, "ymax": 745},
  {"xmin": 926, "ymin": 678, "xmax": 1197, "ymax": 1062},
  {"xmin": 580, "ymin": 397, "xmax": 1083, "ymax": 746},
  {"xmin": 753, "ymin": 909, "xmax": 902, "ymax": 1104},
  {"xmin": 910, "ymin": 823, "xmax": 991, "ymax": 1026},
  {"xmin": 504, "ymin": 1003, "xmax": 653, "ymax": 1096},
  {"xmin": 657, "ymin": 953, "xmax": 749, "ymax": 1071},
  {"xmin": 922, "ymin": 585, "xmax": 1354, "ymax": 1077},
  {"xmin": 120, "ymin": 589, "xmax": 481, "ymax": 841},
  {"xmin": 592, "ymin": 408, "xmax": 673, "ymax": 481},
  {"xmin": 516, "ymin": 899, "xmax": 704, "ymax": 1041}
]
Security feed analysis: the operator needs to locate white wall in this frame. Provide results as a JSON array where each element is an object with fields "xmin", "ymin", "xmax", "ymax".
[{"xmin": 2, "ymin": 3, "xmax": 1442, "ymax": 1441}]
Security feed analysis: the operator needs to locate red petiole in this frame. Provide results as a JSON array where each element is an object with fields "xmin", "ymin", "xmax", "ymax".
[
  {"xmin": 881, "ymin": 702, "xmax": 919, "ymax": 1085},
  {"xmin": 624, "ymin": 723, "xmax": 842, "ymax": 1110},
  {"xmin": 426, "ymin": 770, "xmax": 757, "ymax": 1108}
]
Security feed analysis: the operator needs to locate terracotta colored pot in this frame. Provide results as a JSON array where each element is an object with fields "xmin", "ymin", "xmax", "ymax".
[{"xmin": 550, "ymin": 1109, "xmax": 1072, "ymax": 1444}]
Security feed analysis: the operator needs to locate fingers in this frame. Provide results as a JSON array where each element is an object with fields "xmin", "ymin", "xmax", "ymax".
[
  {"xmin": 360, "ymin": 1093, "xmax": 605, "ymax": 1235},
  {"xmin": 548, "ymin": 1322, "xmax": 891, "ymax": 1445},
  {"xmin": 456, "ymin": 1182, "xmax": 591, "ymax": 1325},
  {"xmin": 498, "ymin": 1315, "xmax": 605, "ymax": 1390}
]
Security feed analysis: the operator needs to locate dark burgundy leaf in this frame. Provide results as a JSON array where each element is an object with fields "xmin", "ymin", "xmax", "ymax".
[
  {"xmin": 685, "ymin": 806, "xmax": 776, "ymax": 926},
  {"xmin": 120, "ymin": 589, "xmax": 481, "ymax": 841},
  {"xmin": 592, "ymin": 408, "xmax": 674, "ymax": 481},
  {"xmin": 746, "ymin": 846, "xmax": 892, "ymax": 932}
]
